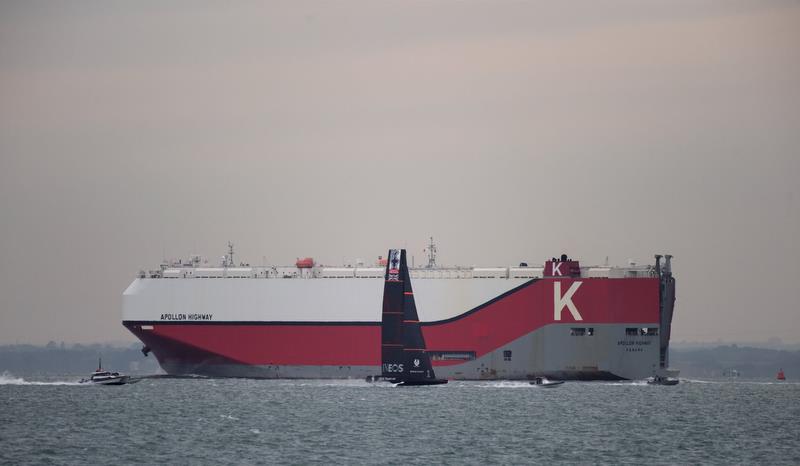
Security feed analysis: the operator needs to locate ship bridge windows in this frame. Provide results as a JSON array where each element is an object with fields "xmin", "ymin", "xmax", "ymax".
[
  {"xmin": 503, "ymin": 350, "xmax": 512, "ymax": 361},
  {"xmin": 570, "ymin": 328, "xmax": 594, "ymax": 336}
]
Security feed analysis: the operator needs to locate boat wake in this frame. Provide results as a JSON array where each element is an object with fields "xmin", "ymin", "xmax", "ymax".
[
  {"xmin": 0, "ymin": 371, "xmax": 84, "ymax": 386},
  {"xmin": 297, "ymin": 380, "xmax": 397, "ymax": 388},
  {"xmin": 682, "ymin": 378, "xmax": 798, "ymax": 385},
  {"xmin": 680, "ymin": 378, "xmax": 719, "ymax": 384},
  {"xmin": 479, "ymin": 381, "xmax": 536, "ymax": 389},
  {"xmin": 602, "ymin": 380, "xmax": 649, "ymax": 386}
]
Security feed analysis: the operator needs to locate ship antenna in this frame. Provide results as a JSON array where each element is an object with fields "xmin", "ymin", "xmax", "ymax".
[
  {"xmin": 424, "ymin": 236, "xmax": 437, "ymax": 269},
  {"xmin": 227, "ymin": 241, "xmax": 234, "ymax": 267}
]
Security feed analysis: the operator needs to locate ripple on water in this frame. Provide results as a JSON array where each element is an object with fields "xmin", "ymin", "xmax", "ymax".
[{"xmin": 0, "ymin": 377, "xmax": 799, "ymax": 465}]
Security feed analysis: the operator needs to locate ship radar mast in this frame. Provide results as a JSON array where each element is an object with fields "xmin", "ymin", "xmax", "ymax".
[
  {"xmin": 227, "ymin": 241, "xmax": 235, "ymax": 267},
  {"xmin": 424, "ymin": 236, "xmax": 437, "ymax": 269}
]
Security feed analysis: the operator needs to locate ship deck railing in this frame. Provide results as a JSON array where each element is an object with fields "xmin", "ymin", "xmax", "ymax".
[{"xmin": 146, "ymin": 264, "xmax": 656, "ymax": 280}]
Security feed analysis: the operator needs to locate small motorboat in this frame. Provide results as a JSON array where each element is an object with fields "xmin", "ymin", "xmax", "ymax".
[
  {"xmin": 79, "ymin": 358, "xmax": 130, "ymax": 385},
  {"xmin": 723, "ymin": 368, "xmax": 740, "ymax": 378},
  {"xmin": 777, "ymin": 369, "xmax": 786, "ymax": 381},
  {"xmin": 529, "ymin": 376, "xmax": 564, "ymax": 387},
  {"xmin": 647, "ymin": 375, "xmax": 679, "ymax": 386}
]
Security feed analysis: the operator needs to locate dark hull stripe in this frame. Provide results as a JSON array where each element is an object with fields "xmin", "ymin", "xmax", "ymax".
[
  {"xmin": 124, "ymin": 320, "xmax": 379, "ymax": 326},
  {"xmin": 423, "ymin": 279, "xmax": 538, "ymax": 326}
]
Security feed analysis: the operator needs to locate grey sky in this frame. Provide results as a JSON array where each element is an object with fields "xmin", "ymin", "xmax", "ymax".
[{"xmin": 1, "ymin": 1, "xmax": 798, "ymax": 344}]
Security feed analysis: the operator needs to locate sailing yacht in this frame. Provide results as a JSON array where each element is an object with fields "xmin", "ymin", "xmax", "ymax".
[{"xmin": 369, "ymin": 249, "xmax": 447, "ymax": 386}]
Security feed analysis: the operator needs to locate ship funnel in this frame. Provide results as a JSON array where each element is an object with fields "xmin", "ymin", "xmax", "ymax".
[
  {"xmin": 664, "ymin": 254, "xmax": 673, "ymax": 275},
  {"xmin": 654, "ymin": 254, "xmax": 662, "ymax": 275}
]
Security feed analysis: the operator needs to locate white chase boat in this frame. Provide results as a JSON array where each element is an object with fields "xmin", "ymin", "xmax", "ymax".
[{"xmin": 80, "ymin": 359, "xmax": 130, "ymax": 385}]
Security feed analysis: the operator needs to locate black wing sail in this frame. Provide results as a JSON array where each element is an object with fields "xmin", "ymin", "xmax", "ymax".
[
  {"xmin": 381, "ymin": 249, "xmax": 447, "ymax": 386},
  {"xmin": 381, "ymin": 249, "xmax": 405, "ymax": 379},
  {"xmin": 399, "ymin": 250, "xmax": 437, "ymax": 382}
]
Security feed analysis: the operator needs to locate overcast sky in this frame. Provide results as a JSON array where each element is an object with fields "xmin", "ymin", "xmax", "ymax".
[{"xmin": 1, "ymin": 1, "xmax": 798, "ymax": 345}]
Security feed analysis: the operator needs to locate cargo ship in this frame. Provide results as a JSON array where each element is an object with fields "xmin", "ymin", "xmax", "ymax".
[{"xmin": 123, "ymin": 240, "xmax": 677, "ymax": 380}]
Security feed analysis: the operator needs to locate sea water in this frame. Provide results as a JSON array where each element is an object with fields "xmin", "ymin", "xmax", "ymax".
[{"xmin": 1, "ymin": 374, "xmax": 798, "ymax": 465}]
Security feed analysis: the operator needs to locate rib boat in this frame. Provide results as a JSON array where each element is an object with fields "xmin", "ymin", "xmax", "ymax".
[{"xmin": 529, "ymin": 376, "xmax": 564, "ymax": 387}]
